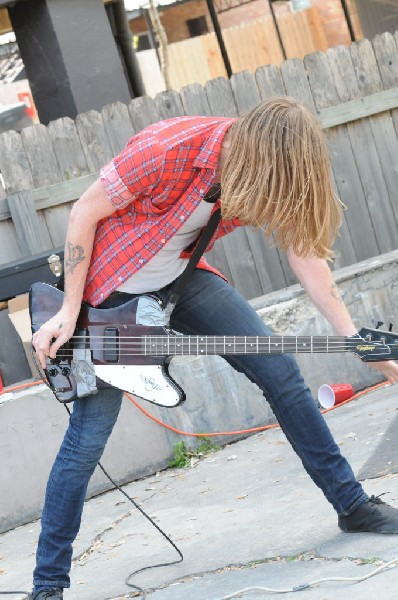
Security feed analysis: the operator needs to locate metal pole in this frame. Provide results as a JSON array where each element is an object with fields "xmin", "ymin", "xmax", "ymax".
[
  {"xmin": 112, "ymin": 0, "xmax": 146, "ymax": 97},
  {"xmin": 339, "ymin": 0, "xmax": 356, "ymax": 42},
  {"xmin": 267, "ymin": 0, "xmax": 287, "ymax": 60},
  {"xmin": 205, "ymin": 0, "xmax": 232, "ymax": 78}
]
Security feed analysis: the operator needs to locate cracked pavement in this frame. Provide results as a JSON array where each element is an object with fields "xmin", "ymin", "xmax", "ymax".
[{"xmin": 1, "ymin": 383, "xmax": 398, "ymax": 599}]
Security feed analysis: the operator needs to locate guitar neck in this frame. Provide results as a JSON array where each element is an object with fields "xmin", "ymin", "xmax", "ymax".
[{"xmin": 144, "ymin": 334, "xmax": 349, "ymax": 356}]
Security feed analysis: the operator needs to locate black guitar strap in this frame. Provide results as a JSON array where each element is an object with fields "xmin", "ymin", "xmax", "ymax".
[{"xmin": 163, "ymin": 186, "xmax": 222, "ymax": 323}]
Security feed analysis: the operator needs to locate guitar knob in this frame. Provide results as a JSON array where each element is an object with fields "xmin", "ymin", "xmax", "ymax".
[
  {"xmin": 61, "ymin": 367, "xmax": 71, "ymax": 376},
  {"xmin": 48, "ymin": 368, "xmax": 58, "ymax": 377}
]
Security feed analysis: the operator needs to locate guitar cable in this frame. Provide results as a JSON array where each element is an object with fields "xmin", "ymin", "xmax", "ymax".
[{"xmin": 14, "ymin": 352, "xmax": 185, "ymax": 599}]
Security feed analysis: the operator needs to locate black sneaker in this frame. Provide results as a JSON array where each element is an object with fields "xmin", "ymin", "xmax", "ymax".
[
  {"xmin": 339, "ymin": 495, "xmax": 398, "ymax": 533},
  {"xmin": 30, "ymin": 589, "xmax": 63, "ymax": 600}
]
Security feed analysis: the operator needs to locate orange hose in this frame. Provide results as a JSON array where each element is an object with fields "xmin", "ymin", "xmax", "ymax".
[
  {"xmin": 0, "ymin": 377, "xmax": 389, "ymax": 438},
  {"xmin": 125, "ymin": 392, "xmax": 281, "ymax": 437},
  {"xmin": 0, "ymin": 379, "xmax": 43, "ymax": 394},
  {"xmin": 125, "ymin": 380, "xmax": 389, "ymax": 438}
]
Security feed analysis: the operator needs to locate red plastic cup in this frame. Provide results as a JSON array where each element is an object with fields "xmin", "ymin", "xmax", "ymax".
[{"xmin": 317, "ymin": 383, "xmax": 354, "ymax": 409}]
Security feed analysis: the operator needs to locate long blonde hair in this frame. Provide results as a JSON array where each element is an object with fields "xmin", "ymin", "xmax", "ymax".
[{"xmin": 220, "ymin": 97, "xmax": 342, "ymax": 259}]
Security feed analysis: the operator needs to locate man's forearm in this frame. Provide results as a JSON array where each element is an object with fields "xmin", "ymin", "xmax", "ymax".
[
  {"xmin": 60, "ymin": 178, "xmax": 114, "ymax": 314},
  {"xmin": 62, "ymin": 226, "xmax": 96, "ymax": 315},
  {"xmin": 287, "ymin": 251, "xmax": 357, "ymax": 336}
]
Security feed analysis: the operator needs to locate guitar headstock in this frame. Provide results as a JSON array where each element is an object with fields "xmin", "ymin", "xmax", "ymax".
[{"xmin": 351, "ymin": 326, "xmax": 398, "ymax": 362}]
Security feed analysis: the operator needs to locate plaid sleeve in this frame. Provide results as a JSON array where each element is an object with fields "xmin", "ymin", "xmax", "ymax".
[{"xmin": 100, "ymin": 129, "xmax": 164, "ymax": 209}]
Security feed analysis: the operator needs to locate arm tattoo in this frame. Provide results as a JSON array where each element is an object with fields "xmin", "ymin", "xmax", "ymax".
[
  {"xmin": 65, "ymin": 242, "xmax": 85, "ymax": 274},
  {"xmin": 331, "ymin": 283, "xmax": 342, "ymax": 303}
]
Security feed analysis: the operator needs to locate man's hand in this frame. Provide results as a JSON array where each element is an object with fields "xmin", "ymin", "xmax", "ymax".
[
  {"xmin": 365, "ymin": 360, "xmax": 398, "ymax": 385},
  {"xmin": 32, "ymin": 309, "xmax": 78, "ymax": 369}
]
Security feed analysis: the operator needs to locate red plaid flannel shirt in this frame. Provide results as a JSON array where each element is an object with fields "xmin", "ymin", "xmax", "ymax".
[{"xmin": 84, "ymin": 116, "xmax": 240, "ymax": 306}]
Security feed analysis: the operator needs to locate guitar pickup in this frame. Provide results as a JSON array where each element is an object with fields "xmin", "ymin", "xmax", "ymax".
[{"xmin": 104, "ymin": 327, "xmax": 119, "ymax": 363}]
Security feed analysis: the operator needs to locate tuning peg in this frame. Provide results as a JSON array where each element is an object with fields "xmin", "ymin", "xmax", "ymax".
[
  {"xmin": 389, "ymin": 323, "xmax": 394, "ymax": 332},
  {"xmin": 374, "ymin": 321, "xmax": 384, "ymax": 329}
]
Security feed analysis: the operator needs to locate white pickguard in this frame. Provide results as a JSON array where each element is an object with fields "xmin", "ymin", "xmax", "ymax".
[{"xmin": 94, "ymin": 364, "xmax": 181, "ymax": 407}]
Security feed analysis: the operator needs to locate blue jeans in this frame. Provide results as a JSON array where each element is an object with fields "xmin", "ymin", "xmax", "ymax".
[{"xmin": 33, "ymin": 269, "xmax": 367, "ymax": 589}]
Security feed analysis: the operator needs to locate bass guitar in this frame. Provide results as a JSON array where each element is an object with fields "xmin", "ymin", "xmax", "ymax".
[{"xmin": 29, "ymin": 282, "xmax": 398, "ymax": 407}]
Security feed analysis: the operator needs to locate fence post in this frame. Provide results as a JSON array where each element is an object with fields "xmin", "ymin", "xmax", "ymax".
[{"xmin": 7, "ymin": 190, "xmax": 48, "ymax": 255}]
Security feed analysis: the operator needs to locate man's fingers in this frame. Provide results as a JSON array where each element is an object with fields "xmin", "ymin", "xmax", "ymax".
[
  {"xmin": 48, "ymin": 334, "xmax": 67, "ymax": 358},
  {"xmin": 32, "ymin": 330, "xmax": 65, "ymax": 366}
]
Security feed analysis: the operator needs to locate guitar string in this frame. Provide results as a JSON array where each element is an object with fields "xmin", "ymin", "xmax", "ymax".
[
  {"xmin": 45, "ymin": 337, "xmax": 386, "ymax": 348},
  {"xmin": 45, "ymin": 333, "xmax": 390, "ymax": 344},
  {"xmin": 52, "ymin": 348, "xmax": 384, "ymax": 358}
]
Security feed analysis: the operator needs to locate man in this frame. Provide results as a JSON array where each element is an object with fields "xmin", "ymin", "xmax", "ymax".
[{"xmin": 31, "ymin": 97, "xmax": 398, "ymax": 599}]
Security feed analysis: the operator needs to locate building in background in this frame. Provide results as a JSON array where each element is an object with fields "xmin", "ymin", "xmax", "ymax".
[{"xmin": 0, "ymin": 37, "xmax": 37, "ymax": 132}]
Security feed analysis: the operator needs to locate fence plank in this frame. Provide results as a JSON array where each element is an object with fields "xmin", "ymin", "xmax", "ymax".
[
  {"xmin": 0, "ymin": 129, "xmax": 53, "ymax": 258},
  {"xmin": 180, "ymin": 83, "xmax": 212, "ymax": 116},
  {"xmin": 155, "ymin": 89, "xmax": 185, "ymax": 120},
  {"xmin": 223, "ymin": 18, "xmax": 283, "ymax": 74},
  {"xmin": 33, "ymin": 174, "xmax": 98, "ymax": 211},
  {"xmin": 0, "ymin": 130, "xmax": 34, "ymax": 193},
  {"xmin": 47, "ymin": 116, "xmax": 90, "ymax": 246},
  {"xmin": 48, "ymin": 117, "xmax": 90, "ymax": 180},
  {"xmin": 21, "ymin": 124, "xmax": 60, "ymax": 187},
  {"xmin": 201, "ymin": 33, "xmax": 227, "ymax": 81},
  {"xmin": 129, "ymin": 96, "xmax": 160, "ymax": 131},
  {"xmin": 304, "ymin": 51, "xmax": 379, "ymax": 261},
  {"xmin": 256, "ymin": 64, "xmax": 285, "ymax": 99},
  {"xmin": 7, "ymin": 191, "xmax": 48, "ymax": 255},
  {"xmin": 0, "ymin": 221, "xmax": 23, "ymax": 265},
  {"xmin": 318, "ymin": 88, "xmax": 398, "ymax": 128},
  {"xmin": 135, "ymin": 49, "xmax": 166, "ymax": 97},
  {"xmin": 214, "ymin": 227, "xmax": 264, "ymax": 299},
  {"xmin": 101, "ymin": 101, "xmax": 135, "ymax": 155},
  {"xmin": 372, "ymin": 33, "xmax": 398, "ymax": 89},
  {"xmin": 372, "ymin": 33, "xmax": 398, "ymax": 141},
  {"xmin": 230, "ymin": 71, "xmax": 261, "ymax": 114},
  {"xmin": 20, "ymin": 124, "xmax": 59, "ymax": 249},
  {"xmin": 281, "ymin": 57, "xmax": 356, "ymax": 269},
  {"xmin": 76, "ymin": 110, "xmax": 114, "ymax": 172},
  {"xmin": 169, "ymin": 35, "xmax": 216, "ymax": 91},
  {"xmin": 0, "ymin": 181, "xmax": 89, "ymax": 221},
  {"xmin": 256, "ymin": 18, "xmax": 284, "ymax": 64},
  {"xmin": 306, "ymin": 6, "xmax": 328, "ymax": 52},
  {"xmin": 351, "ymin": 38, "xmax": 398, "ymax": 226},
  {"xmin": 327, "ymin": 45, "xmax": 398, "ymax": 254},
  {"xmin": 281, "ymin": 58, "xmax": 316, "ymax": 109},
  {"xmin": 205, "ymin": 77, "xmax": 238, "ymax": 117}
]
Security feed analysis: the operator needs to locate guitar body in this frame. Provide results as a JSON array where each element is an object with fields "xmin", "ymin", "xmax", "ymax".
[{"xmin": 30, "ymin": 282, "xmax": 185, "ymax": 407}]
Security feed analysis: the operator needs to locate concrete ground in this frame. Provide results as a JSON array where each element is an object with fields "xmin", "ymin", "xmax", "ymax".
[{"xmin": 1, "ymin": 382, "xmax": 398, "ymax": 600}]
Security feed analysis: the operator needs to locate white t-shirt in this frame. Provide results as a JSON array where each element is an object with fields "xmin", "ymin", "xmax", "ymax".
[{"xmin": 116, "ymin": 200, "xmax": 214, "ymax": 294}]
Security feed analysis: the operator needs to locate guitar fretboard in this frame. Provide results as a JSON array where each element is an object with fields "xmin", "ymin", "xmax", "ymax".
[{"xmin": 142, "ymin": 335, "xmax": 348, "ymax": 356}]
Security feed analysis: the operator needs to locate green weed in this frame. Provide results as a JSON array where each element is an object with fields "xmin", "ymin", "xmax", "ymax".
[{"xmin": 169, "ymin": 438, "xmax": 221, "ymax": 469}]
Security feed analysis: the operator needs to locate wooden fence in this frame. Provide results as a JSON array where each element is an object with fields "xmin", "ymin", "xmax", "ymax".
[
  {"xmin": 137, "ymin": 7, "xmax": 328, "ymax": 94},
  {"xmin": 1, "ymin": 31, "xmax": 398, "ymax": 302}
]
